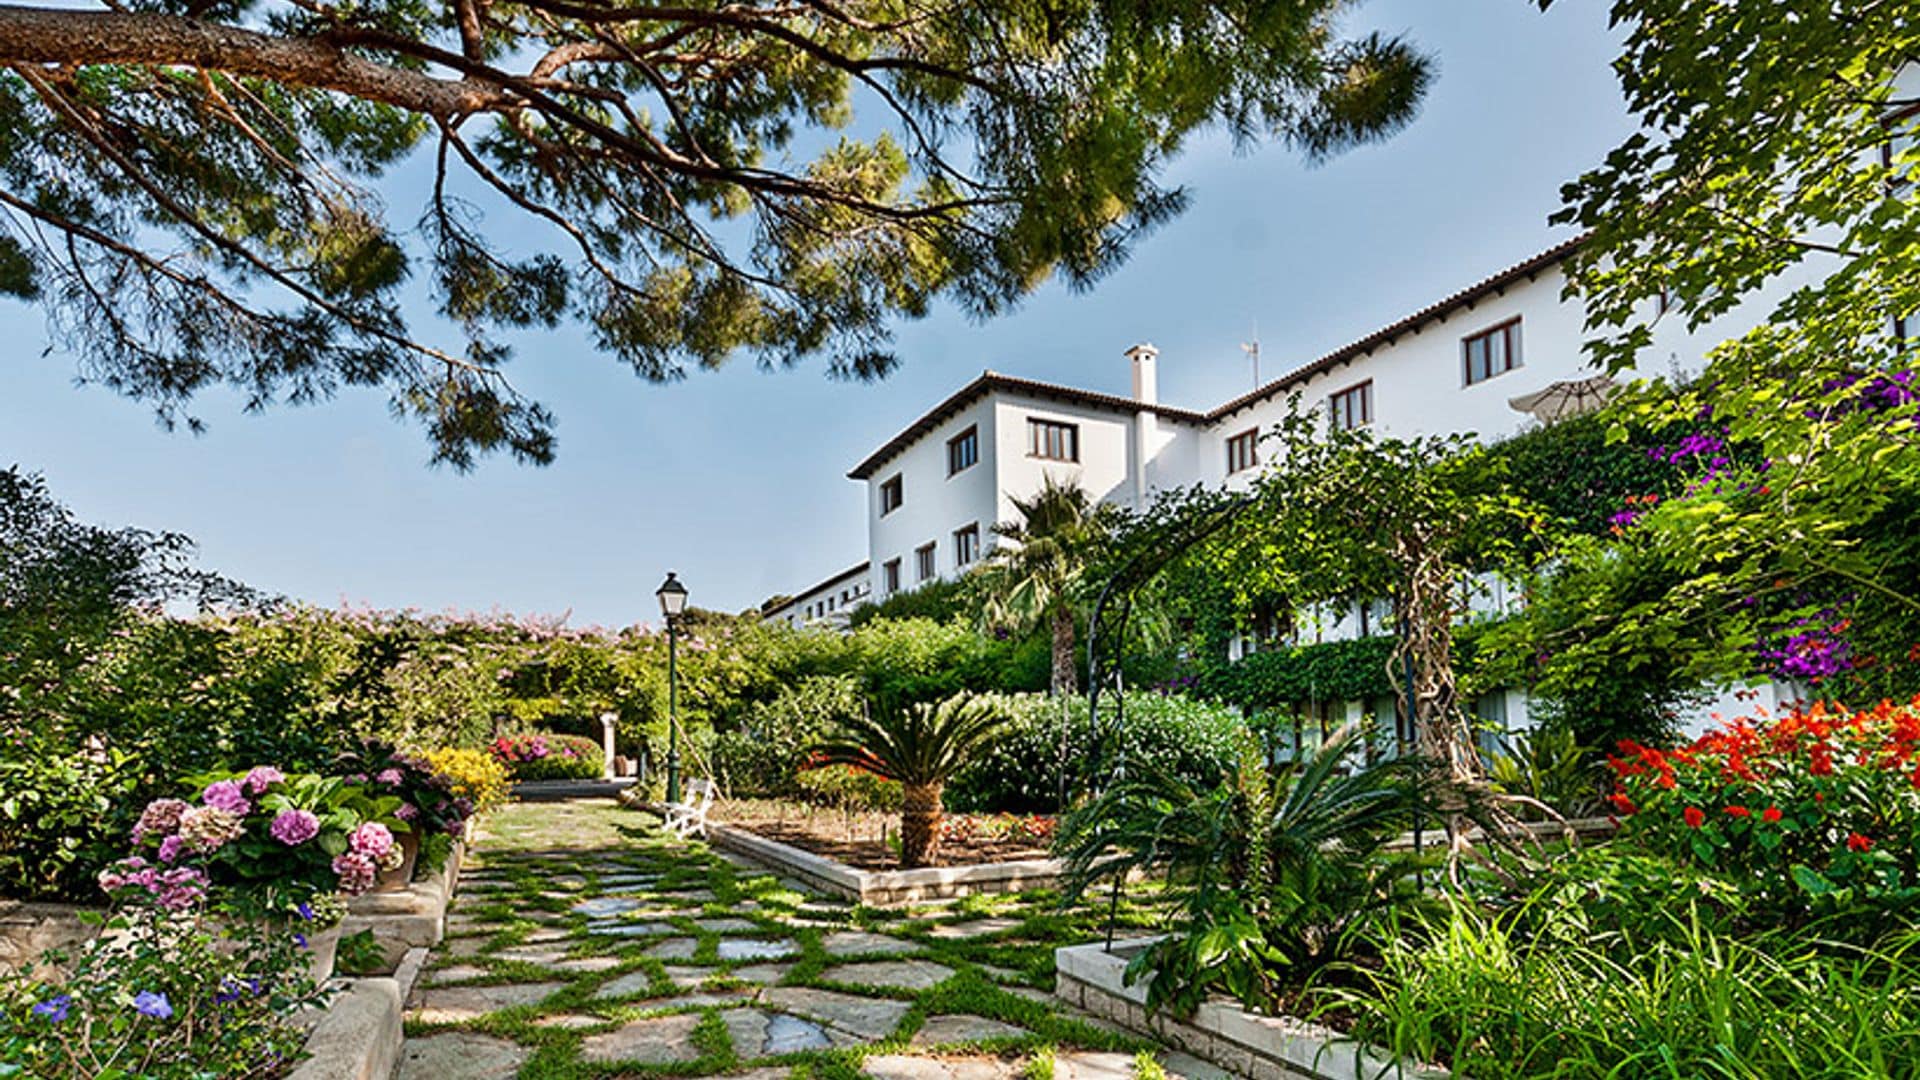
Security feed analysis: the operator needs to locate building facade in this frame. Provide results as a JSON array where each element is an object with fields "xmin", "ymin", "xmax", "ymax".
[{"xmin": 769, "ymin": 234, "xmax": 1818, "ymax": 739}]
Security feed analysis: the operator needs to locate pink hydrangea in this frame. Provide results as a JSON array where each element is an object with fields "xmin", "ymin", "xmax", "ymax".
[
  {"xmin": 242, "ymin": 766, "xmax": 286, "ymax": 795},
  {"xmin": 375, "ymin": 768, "xmax": 405, "ymax": 787},
  {"xmin": 201, "ymin": 779, "xmax": 250, "ymax": 816},
  {"xmin": 179, "ymin": 805, "xmax": 246, "ymax": 853},
  {"xmin": 156, "ymin": 835, "xmax": 185, "ymax": 865},
  {"xmin": 269, "ymin": 809, "xmax": 320, "ymax": 846},
  {"xmin": 131, "ymin": 799, "xmax": 189, "ymax": 844},
  {"xmin": 348, "ymin": 822, "xmax": 393, "ymax": 859},
  {"xmin": 98, "ymin": 859, "xmax": 206, "ymax": 911},
  {"xmin": 394, "ymin": 804, "xmax": 419, "ymax": 822},
  {"xmin": 331, "ymin": 851, "xmax": 377, "ymax": 896}
]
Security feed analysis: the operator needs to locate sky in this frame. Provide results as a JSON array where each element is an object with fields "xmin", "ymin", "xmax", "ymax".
[{"xmin": 0, "ymin": 1, "xmax": 1637, "ymax": 627}]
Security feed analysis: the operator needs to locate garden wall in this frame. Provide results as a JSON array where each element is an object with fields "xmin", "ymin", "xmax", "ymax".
[
  {"xmin": 1055, "ymin": 939, "xmax": 1448, "ymax": 1080},
  {"xmin": 0, "ymin": 900, "xmax": 101, "ymax": 975}
]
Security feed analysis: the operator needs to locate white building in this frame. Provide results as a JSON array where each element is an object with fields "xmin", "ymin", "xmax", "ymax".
[{"xmin": 771, "ymin": 234, "xmax": 1815, "ymax": 741}]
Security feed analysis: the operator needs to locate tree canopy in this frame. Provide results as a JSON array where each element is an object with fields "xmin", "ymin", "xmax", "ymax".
[{"xmin": 0, "ymin": 0, "xmax": 1431, "ymax": 466}]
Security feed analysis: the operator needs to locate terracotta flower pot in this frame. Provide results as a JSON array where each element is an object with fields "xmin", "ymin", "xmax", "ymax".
[{"xmin": 371, "ymin": 828, "xmax": 422, "ymax": 893}]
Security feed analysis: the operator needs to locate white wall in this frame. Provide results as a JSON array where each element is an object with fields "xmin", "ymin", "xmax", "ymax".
[{"xmin": 865, "ymin": 397, "xmax": 998, "ymax": 599}]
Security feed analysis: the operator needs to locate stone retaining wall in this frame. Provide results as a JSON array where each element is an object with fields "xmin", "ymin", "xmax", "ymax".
[
  {"xmin": 0, "ymin": 900, "xmax": 103, "ymax": 975},
  {"xmin": 1054, "ymin": 939, "xmax": 1448, "ymax": 1080}
]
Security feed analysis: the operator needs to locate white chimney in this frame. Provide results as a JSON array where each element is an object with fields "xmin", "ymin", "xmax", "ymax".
[
  {"xmin": 1126, "ymin": 342, "xmax": 1159, "ymax": 406},
  {"xmin": 1125, "ymin": 343, "xmax": 1159, "ymax": 509}
]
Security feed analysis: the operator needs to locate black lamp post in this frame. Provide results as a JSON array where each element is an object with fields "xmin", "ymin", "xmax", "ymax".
[{"xmin": 655, "ymin": 571, "xmax": 689, "ymax": 804}]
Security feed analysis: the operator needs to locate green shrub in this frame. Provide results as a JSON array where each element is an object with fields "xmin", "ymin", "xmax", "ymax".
[
  {"xmin": 0, "ymin": 747, "xmax": 140, "ymax": 903},
  {"xmin": 711, "ymin": 675, "xmax": 862, "ymax": 796},
  {"xmin": 1339, "ymin": 896, "xmax": 1920, "ymax": 1079},
  {"xmin": 489, "ymin": 732, "xmax": 603, "ymax": 781},
  {"xmin": 948, "ymin": 692, "xmax": 1247, "ymax": 813}
]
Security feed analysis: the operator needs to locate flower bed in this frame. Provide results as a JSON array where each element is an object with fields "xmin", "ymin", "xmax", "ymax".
[
  {"xmin": 490, "ymin": 732, "xmax": 603, "ymax": 781},
  {"xmin": 712, "ymin": 798, "xmax": 1054, "ymax": 871}
]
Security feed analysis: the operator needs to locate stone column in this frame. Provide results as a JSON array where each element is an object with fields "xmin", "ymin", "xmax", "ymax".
[{"xmin": 599, "ymin": 712, "xmax": 617, "ymax": 781}]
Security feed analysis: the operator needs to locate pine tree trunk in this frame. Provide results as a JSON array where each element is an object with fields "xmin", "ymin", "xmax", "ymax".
[
  {"xmin": 1050, "ymin": 605, "xmax": 1077, "ymax": 697},
  {"xmin": 899, "ymin": 782, "xmax": 944, "ymax": 869}
]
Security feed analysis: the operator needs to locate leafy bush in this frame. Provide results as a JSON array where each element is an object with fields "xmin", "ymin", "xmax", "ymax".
[
  {"xmin": 1055, "ymin": 723, "xmax": 1442, "ymax": 1015},
  {"xmin": 1198, "ymin": 637, "xmax": 1397, "ymax": 710},
  {"xmin": 793, "ymin": 763, "xmax": 903, "ymax": 816},
  {"xmin": 490, "ymin": 732, "xmax": 603, "ymax": 781},
  {"xmin": 421, "ymin": 747, "xmax": 513, "ymax": 816},
  {"xmin": 949, "ymin": 692, "xmax": 1247, "ymax": 813},
  {"xmin": 0, "ymin": 748, "xmax": 139, "ymax": 904},
  {"xmin": 711, "ymin": 675, "xmax": 862, "ymax": 797},
  {"xmin": 1487, "ymin": 726, "xmax": 1606, "ymax": 820},
  {"xmin": 1608, "ymin": 697, "xmax": 1920, "ymax": 926},
  {"xmin": 1339, "ymin": 897, "xmax": 1920, "ymax": 1079},
  {"xmin": 1, "ymin": 877, "xmax": 328, "ymax": 1078}
]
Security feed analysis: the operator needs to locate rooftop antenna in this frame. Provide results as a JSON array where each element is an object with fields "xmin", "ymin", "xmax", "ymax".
[{"xmin": 1240, "ymin": 322, "xmax": 1261, "ymax": 390}]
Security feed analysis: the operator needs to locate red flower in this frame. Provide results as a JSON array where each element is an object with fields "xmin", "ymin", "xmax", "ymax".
[
  {"xmin": 1607, "ymin": 793, "xmax": 1636, "ymax": 815},
  {"xmin": 1724, "ymin": 805, "xmax": 1751, "ymax": 818},
  {"xmin": 1762, "ymin": 806, "xmax": 1783, "ymax": 823},
  {"xmin": 1847, "ymin": 832, "xmax": 1874, "ymax": 852},
  {"xmin": 1683, "ymin": 806, "xmax": 1706, "ymax": 829}
]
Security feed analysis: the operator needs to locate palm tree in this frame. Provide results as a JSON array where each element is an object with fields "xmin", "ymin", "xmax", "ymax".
[
  {"xmin": 1053, "ymin": 722, "xmax": 1446, "ymax": 1014},
  {"xmin": 977, "ymin": 475, "xmax": 1116, "ymax": 696},
  {"xmin": 811, "ymin": 692, "xmax": 1010, "ymax": 868}
]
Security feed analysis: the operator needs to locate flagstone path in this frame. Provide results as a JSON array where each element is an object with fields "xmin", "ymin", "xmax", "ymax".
[{"xmin": 397, "ymin": 799, "xmax": 1231, "ymax": 1079}]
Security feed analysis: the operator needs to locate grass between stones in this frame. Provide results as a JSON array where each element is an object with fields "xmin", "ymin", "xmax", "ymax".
[{"xmin": 403, "ymin": 800, "xmax": 1187, "ymax": 1079}]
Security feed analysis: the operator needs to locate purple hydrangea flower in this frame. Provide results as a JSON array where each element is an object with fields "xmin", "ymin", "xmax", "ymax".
[
  {"xmin": 394, "ymin": 804, "xmax": 418, "ymax": 823},
  {"xmin": 132, "ymin": 991, "xmax": 172, "ymax": 1020},
  {"xmin": 375, "ymin": 768, "xmax": 405, "ymax": 787},
  {"xmin": 201, "ymin": 779, "xmax": 250, "ymax": 816},
  {"xmin": 131, "ymin": 799, "xmax": 189, "ymax": 845},
  {"xmin": 331, "ymin": 851, "xmax": 378, "ymax": 896},
  {"xmin": 296, "ymin": 901, "xmax": 314, "ymax": 922},
  {"xmin": 242, "ymin": 766, "xmax": 286, "ymax": 795},
  {"xmin": 31, "ymin": 995, "xmax": 71, "ymax": 1023},
  {"xmin": 156, "ymin": 835, "xmax": 184, "ymax": 865},
  {"xmin": 269, "ymin": 809, "xmax": 321, "ymax": 846}
]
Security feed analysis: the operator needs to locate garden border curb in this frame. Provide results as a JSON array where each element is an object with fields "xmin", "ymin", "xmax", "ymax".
[
  {"xmin": 1055, "ymin": 938, "xmax": 1449, "ymax": 1080},
  {"xmin": 287, "ymin": 976, "xmax": 403, "ymax": 1080},
  {"xmin": 690, "ymin": 816, "xmax": 1071, "ymax": 905}
]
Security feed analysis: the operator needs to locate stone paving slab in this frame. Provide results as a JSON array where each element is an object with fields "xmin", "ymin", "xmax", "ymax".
[
  {"xmin": 821, "ymin": 930, "xmax": 918, "ymax": 956},
  {"xmin": 1052, "ymin": 1052, "xmax": 1137, "ymax": 1080},
  {"xmin": 726, "ymin": 1008, "xmax": 843, "ymax": 1056},
  {"xmin": 408, "ymin": 982, "xmax": 565, "ymax": 1024},
  {"xmin": 727, "ymin": 961, "xmax": 793, "ymax": 984},
  {"xmin": 717, "ymin": 937, "xmax": 800, "ymax": 961},
  {"xmin": 396, "ymin": 1033, "xmax": 529, "ymax": 1080},
  {"xmin": 862, "ymin": 1054, "xmax": 1024, "ymax": 1080},
  {"xmin": 644, "ymin": 937, "xmax": 700, "ymax": 960},
  {"xmin": 925, "ymin": 918, "xmax": 1024, "ymax": 939},
  {"xmin": 762, "ymin": 986, "xmax": 913, "ymax": 1040},
  {"xmin": 825, "ymin": 959, "xmax": 956, "ymax": 991},
  {"xmin": 579, "ymin": 1013, "xmax": 706, "ymax": 1065},
  {"xmin": 913, "ymin": 1015, "xmax": 1031, "ymax": 1045}
]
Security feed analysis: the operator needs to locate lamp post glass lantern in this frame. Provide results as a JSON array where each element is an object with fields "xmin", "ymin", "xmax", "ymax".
[{"xmin": 656, "ymin": 572, "xmax": 689, "ymax": 804}]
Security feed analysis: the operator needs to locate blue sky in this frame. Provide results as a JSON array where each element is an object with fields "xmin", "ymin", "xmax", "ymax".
[{"xmin": 0, "ymin": 1, "xmax": 1633, "ymax": 626}]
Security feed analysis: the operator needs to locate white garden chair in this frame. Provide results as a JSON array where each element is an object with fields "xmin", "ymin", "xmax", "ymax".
[{"xmin": 662, "ymin": 778, "xmax": 718, "ymax": 839}]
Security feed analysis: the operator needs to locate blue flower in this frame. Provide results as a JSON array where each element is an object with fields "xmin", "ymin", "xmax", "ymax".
[
  {"xmin": 294, "ymin": 932, "xmax": 308, "ymax": 950},
  {"xmin": 295, "ymin": 901, "xmax": 314, "ymax": 922},
  {"xmin": 31, "ymin": 994, "xmax": 71, "ymax": 1023},
  {"xmin": 132, "ymin": 991, "xmax": 173, "ymax": 1020}
]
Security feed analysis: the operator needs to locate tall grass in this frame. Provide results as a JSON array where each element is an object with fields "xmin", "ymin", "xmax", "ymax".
[{"xmin": 1328, "ymin": 898, "xmax": 1920, "ymax": 1078}]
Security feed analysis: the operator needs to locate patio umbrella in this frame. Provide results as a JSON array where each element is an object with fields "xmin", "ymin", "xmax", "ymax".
[{"xmin": 1509, "ymin": 374, "xmax": 1618, "ymax": 422}]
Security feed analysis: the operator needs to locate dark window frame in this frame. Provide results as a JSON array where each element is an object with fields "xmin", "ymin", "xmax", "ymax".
[
  {"xmin": 946, "ymin": 426, "xmax": 979, "ymax": 476},
  {"xmin": 879, "ymin": 474, "xmax": 903, "ymax": 516},
  {"xmin": 954, "ymin": 523, "xmax": 981, "ymax": 567},
  {"xmin": 1226, "ymin": 428, "xmax": 1260, "ymax": 474},
  {"xmin": 915, "ymin": 542, "xmax": 937, "ymax": 582},
  {"xmin": 883, "ymin": 559, "xmax": 902, "ymax": 595},
  {"xmin": 1329, "ymin": 380, "xmax": 1373, "ymax": 431},
  {"xmin": 1027, "ymin": 418, "xmax": 1080, "ymax": 462},
  {"xmin": 1462, "ymin": 317, "xmax": 1524, "ymax": 386}
]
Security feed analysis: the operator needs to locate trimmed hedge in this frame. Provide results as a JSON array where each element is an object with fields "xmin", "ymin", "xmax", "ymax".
[
  {"xmin": 491, "ymin": 732, "xmax": 604, "ymax": 781},
  {"xmin": 948, "ymin": 691, "xmax": 1248, "ymax": 813}
]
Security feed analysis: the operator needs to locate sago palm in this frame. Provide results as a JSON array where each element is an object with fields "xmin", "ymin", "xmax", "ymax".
[
  {"xmin": 1054, "ymin": 722, "xmax": 1446, "ymax": 1014},
  {"xmin": 977, "ymin": 475, "xmax": 1117, "ymax": 696},
  {"xmin": 811, "ymin": 692, "xmax": 1010, "ymax": 868}
]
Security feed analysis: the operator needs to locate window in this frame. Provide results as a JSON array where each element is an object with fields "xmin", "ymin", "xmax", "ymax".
[
  {"xmin": 1226, "ymin": 429, "xmax": 1259, "ymax": 474},
  {"xmin": 915, "ymin": 543, "xmax": 937, "ymax": 582},
  {"xmin": 1897, "ymin": 314, "xmax": 1915, "ymax": 343},
  {"xmin": 883, "ymin": 559, "xmax": 901, "ymax": 595},
  {"xmin": 879, "ymin": 475, "xmax": 903, "ymax": 516},
  {"xmin": 954, "ymin": 523, "xmax": 980, "ymax": 567},
  {"xmin": 947, "ymin": 426, "xmax": 979, "ymax": 476},
  {"xmin": 1329, "ymin": 380, "xmax": 1372, "ymax": 431},
  {"xmin": 1027, "ymin": 418, "xmax": 1079, "ymax": 462},
  {"xmin": 1474, "ymin": 692, "xmax": 1510, "ymax": 758},
  {"xmin": 1463, "ymin": 318, "xmax": 1523, "ymax": 385}
]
